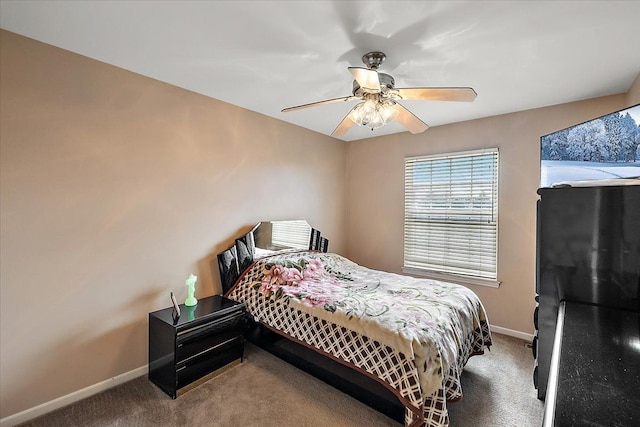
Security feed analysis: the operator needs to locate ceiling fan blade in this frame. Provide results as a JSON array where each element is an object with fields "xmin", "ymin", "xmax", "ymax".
[
  {"xmin": 282, "ymin": 95, "xmax": 359, "ymax": 113},
  {"xmin": 331, "ymin": 107, "xmax": 357, "ymax": 137},
  {"xmin": 395, "ymin": 87, "xmax": 477, "ymax": 102},
  {"xmin": 392, "ymin": 103, "xmax": 429, "ymax": 134},
  {"xmin": 348, "ymin": 67, "xmax": 380, "ymax": 92}
]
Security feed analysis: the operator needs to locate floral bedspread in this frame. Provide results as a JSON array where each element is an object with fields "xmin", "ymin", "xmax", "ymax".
[{"xmin": 226, "ymin": 250, "xmax": 492, "ymax": 426}]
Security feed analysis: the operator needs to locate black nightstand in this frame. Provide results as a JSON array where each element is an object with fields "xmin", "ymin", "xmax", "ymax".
[{"xmin": 148, "ymin": 295, "xmax": 246, "ymax": 398}]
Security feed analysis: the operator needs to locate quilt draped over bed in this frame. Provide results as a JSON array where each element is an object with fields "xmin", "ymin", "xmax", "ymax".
[{"xmin": 226, "ymin": 251, "xmax": 492, "ymax": 427}]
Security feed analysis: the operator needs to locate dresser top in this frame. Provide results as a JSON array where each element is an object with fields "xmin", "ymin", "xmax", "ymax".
[{"xmin": 555, "ymin": 302, "xmax": 640, "ymax": 425}]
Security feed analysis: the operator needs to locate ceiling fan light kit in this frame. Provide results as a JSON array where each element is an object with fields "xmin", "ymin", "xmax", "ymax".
[
  {"xmin": 348, "ymin": 97, "xmax": 398, "ymax": 131},
  {"xmin": 282, "ymin": 51, "xmax": 477, "ymax": 138}
]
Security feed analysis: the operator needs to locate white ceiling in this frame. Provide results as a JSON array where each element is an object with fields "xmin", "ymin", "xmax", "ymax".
[{"xmin": 2, "ymin": 1, "xmax": 640, "ymax": 141}]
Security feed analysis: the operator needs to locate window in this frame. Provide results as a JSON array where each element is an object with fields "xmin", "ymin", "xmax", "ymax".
[{"xmin": 403, "ymin": 148, "xmax": 499, "ymax": 286}]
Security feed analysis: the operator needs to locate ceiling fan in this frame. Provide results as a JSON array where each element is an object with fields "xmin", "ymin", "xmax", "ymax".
[{"xmin": 282, "ymin": 51, "xmax": 477, "ymax": 137}]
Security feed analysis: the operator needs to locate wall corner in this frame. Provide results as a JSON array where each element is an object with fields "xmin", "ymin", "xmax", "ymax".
[{"xmin": 627, "ymin": 72, "xmax": 640, "ymax": 106}]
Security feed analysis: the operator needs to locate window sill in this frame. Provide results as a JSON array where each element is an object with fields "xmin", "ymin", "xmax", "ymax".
[{"xmin": 401, "ymin": 267, "xmax": 501, "ymax": 288}]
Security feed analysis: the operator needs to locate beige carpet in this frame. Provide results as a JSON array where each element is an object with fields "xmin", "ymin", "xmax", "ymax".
[{"xmin": 19, "ymin": 333, "xmax": 543, "ymax": 427}]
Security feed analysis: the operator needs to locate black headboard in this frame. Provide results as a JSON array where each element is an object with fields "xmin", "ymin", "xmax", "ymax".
[{"xmin": 217, "ymin": 220, "xmax": 329, "ymax": 295}]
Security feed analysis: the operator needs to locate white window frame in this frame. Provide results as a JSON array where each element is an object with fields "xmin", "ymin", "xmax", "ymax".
[{"xmin": 403, "ymin": 148, "xmax": 500, "ymax": 288}]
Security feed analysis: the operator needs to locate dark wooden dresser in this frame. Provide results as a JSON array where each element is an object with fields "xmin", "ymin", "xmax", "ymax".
[{"xmin": 148, "ymin": 295, "xmax": 245, "ymax": 398}]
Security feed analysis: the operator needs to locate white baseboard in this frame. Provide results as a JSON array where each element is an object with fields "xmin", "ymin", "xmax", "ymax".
[
  {"xmin": 490, "ymin": 324, "xmax": 534, "ymax": 342},
  {"xmin": 0, "ymin": 365, "xmax": 147, "ymax": 427}
]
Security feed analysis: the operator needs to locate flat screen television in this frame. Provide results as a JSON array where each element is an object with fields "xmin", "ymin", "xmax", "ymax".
[{"xmin": 540, "ymin": 103, "xmax": 640, "ymax": 188}]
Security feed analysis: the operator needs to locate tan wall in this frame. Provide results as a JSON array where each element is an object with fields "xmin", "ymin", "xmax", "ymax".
[
  {"xmin": 0, "ymin": 30, "xmax": 346, "ymax": 418},
  {"xmin": 344, "ymin": 94, "xmax": 626, "ymax": 335},
  {"xmin": 627, "ymin": 72, "xmax": 640, "ymax": 106}
]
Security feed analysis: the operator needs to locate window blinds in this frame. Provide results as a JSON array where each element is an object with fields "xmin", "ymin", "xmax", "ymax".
[{"xmin": 404, "ymin": 149, "xmax": 499, "ymax": 280}]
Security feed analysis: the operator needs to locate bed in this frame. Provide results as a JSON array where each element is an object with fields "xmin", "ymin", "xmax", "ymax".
[{"xmin": 217, "ymin": 221, "xmax": 492, "ymax": 427}]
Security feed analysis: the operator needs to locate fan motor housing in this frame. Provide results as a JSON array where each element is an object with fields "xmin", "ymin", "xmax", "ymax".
[{"xmin": 352, "ymin": 73, "xmax": 395, "ymax": 97}]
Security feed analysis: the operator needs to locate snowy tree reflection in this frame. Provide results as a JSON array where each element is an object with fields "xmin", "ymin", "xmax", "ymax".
[{"xmin": 542, "ymin": 109, "xmax": 640, "ymax": 163}]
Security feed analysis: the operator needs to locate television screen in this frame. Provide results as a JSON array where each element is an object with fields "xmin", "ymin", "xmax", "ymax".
[{"xmin": 540, "ymin": 104, "xmax": 640, "ymax": 188}]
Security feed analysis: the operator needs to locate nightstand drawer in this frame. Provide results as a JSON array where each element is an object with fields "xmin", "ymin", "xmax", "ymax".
[
  {"xmin": 177, "ymin": 311, "xmax": 244, "ymax": 342},
  {"xmin": 176, "ymin": 337, "xmax": 244, "ymax": 390},
  {"xmin": 176, "ymin": 313, "xmax": 245, "ymax": 362}
]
